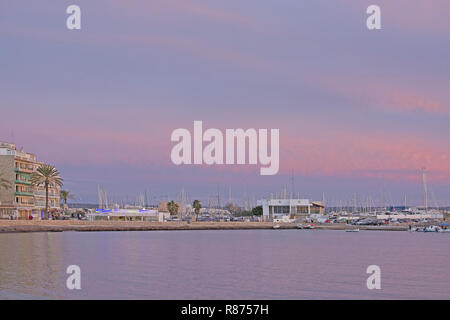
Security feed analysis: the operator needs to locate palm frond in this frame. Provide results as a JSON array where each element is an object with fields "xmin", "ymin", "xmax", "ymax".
[
  {"xmin": 167, "ymin": 200, "xmax": 179, "ymax": 215},
  {"xmin": 60, "ymin": 190, "xmax": 75, "ymax": 201},
  {"xmin": 30, "ymin": 164, "xmax": 64, "ymax": 187}
]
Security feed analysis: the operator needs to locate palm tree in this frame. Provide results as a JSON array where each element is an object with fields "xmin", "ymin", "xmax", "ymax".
[
  {"xmin": 193, "ymin": 200, "xmax": 202, "ymax": 221},
  {"xmin": 60, "ymin": 190, "xmax": 75, "ymax": 210},
  {"xmin": 167, "ymin": 200, "xmax": 180, "ymax": 219},
  {"xmin": 30, "ymin": 164, "xmax": 63, "ymax": 218}
]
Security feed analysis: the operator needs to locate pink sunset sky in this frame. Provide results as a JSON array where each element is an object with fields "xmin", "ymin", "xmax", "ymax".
[{"xmin": 1, "ymin": 0, "xmax": 449, "ymax": 206}]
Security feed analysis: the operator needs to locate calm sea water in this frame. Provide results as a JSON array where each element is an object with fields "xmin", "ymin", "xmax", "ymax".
[{"xmin": 0, "ymin": 230, "xmax": 449, "ymax": 299}]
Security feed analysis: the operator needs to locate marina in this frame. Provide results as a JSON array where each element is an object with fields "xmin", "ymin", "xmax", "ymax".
[
  {"xmin": 0, "ymin": 219, "xmax": 448, "ymax": 233},
  {"xmin": 1, "ymin": 1, "xmax": 449, "ymax": 303},
  {"xmin": 2, "ymin": 141, "xmax": 448, "ymax": 236}
]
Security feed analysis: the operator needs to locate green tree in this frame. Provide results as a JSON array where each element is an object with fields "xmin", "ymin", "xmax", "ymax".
[
  {"xmin": 193, "ymin": 200, "xmax": 202, "ymax": 221},
  {"xmin": 251, "ymin": 205, "xmax": 263, "ymax": 216},
  {"xmin": 167, "ymin": 200, "xmax": 180, "ymax": 219},
  {"xmin": 31, "ymin": 164, "xmax": 63, "ymax": 218},
  {"xmin": 60, "ymin": 190, "xmax": 75, "ymax": 210}
]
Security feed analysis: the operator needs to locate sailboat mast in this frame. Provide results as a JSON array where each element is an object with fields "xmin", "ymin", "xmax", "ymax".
[{"xmin": 422, "ymin": 167, "xmax": 428, "ymax": 213}]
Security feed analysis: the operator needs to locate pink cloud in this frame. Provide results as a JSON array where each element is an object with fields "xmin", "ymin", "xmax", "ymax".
[
  {"xmin": 389, "ymin": 91, "xmax": 444, "ymax": 113},
  {"xmin": 315, "ymin": 75, "xmax": 450, "ymax": 115},
  {"xmin": 12, "ymin": 124, "xmax": 171, "ymax": 167},
  {"xmin": 0, "ymin": 24, "xmax": 279, "ymax": 77},
  {"xmin": 10, "ymin": 119, "xmax": 449, "ymax": 185},
  {"xmin": 105, "ymin": 0, "xmax": 268, "ymax": 33},
  {"xmin": 280, "ymin": 127, "xmax": 450, "ymax": 183}
]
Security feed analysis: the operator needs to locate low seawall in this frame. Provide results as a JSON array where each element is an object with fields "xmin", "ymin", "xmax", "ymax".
[{"xmin": 0, "ymin": 220, "xmax": 409, "ymax": 233}]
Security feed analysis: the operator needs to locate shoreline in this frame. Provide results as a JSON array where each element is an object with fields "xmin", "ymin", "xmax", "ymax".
[{"xmin": 0, "ymin": 220, "xmax": 409, "ymax": 233}]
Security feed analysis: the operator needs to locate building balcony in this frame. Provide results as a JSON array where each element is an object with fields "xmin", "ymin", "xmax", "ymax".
[
  {"xmin": 15, "ymin": 154, "xmax": 36, "ymax": 162},
  {"xmin": 35, "ymin": 204, "xmax": 60, "ymax": 209},
  {"xmin": 14, "ymin": 167, "xmax": 33, "ymax": 174},
  {"xmin": 15, "ymin": 191, "xmax": 34, "ymax": 197},
  {"xmin": 17, "ymin": 203, "xmax": 35, "ymax": 207},
  {"xmin": 34, "ymin": 192, "xmax": 59, "ymax": 198},
  {"xmin": 15, "ymin": 179, "xmax": 32, "ymax": 186},
  {"xmin": 16, "ymin": 199, "xmax": 35, "ymax": 206}
]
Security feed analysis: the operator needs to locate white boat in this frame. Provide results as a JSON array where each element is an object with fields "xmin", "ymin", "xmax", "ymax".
[
  {"xmin": 413, "ymin": 226, "xmax": 428, "ymax": 232},
  {"xmin": 304, "ymin": 224, "xmax": 315, "ymax": 229},
  {"xmin": 296, "ymin": 224, "xmax": 303, "ymax": 229},
  {"xmin": 438, "ymin": 228, "xmax": 450, "ymax": 233},
  {"xmin": 345, "ymin": 228, "xmax": 360, "ymax": 232},
  {"xmin": 424, "ymin": 225, "xmax": 440, "ymax": 232},
  {"xmin": 273, "ymin": 224, "xmax": 281, "ymax": 229}
]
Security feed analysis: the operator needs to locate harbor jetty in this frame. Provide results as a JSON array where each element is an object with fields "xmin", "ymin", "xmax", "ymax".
[{"xmin": 0, "ymin": 220, "xmax": 409, "ymax": 233}]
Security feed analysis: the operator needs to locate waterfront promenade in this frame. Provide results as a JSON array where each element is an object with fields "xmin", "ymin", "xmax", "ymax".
[{"xmin": 0, "ymin": 220, "xmax": 409, "ymax": 233}]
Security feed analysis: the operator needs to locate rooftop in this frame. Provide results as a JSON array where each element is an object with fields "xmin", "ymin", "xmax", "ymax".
[{"xmin": 0, "ymin": 142, "xmax": 37, "ymax": 162}]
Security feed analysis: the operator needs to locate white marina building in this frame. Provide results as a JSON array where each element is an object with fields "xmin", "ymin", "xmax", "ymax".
[{"xmin": 258, "ymin": 198, "xmax": 325, "ymax": 221}]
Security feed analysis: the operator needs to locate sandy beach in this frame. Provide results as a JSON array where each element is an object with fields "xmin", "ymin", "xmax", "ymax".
[{"xmin": 0, "ymin": 220, "xmax": 409, "ymax": 233}]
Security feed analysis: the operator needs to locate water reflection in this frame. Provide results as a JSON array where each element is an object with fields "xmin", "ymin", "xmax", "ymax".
[{"xmin": 0, "ymin": 230, "xmax": 449, "ymax": 299}]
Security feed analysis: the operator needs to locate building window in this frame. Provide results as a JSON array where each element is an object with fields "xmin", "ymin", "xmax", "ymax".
[
  {"xmin": 273, "ymin": 206, "xmax": 290, "ymax": 214},
  {"xmin": 310, "ymin": 206, "xmax": 321, "ymax": 214},
  {"xmin": 296, "ymin": 206, "xmax": 309, "ymax": 214}
]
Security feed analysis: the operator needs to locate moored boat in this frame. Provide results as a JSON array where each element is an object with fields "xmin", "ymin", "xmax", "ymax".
[{"xmin": 424, "ymin": 225, "xmax": 440, "ymax": 232}]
